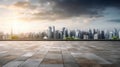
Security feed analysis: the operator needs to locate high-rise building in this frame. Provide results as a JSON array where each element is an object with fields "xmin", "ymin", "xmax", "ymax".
[
  {"xmin": 48, "ymin": 26, "xmax": 52, "ymax": 39},
  {"xmin": 119, "ymin": 31, "xmax": 120, "ymax": 39},
  {"xmin": 109, "ymin": 32, "xmax": 113, "ymax": 39},
  {"xmin": 101, "ymin": 30, "xmax": 105, "ymax": 39},
  {"xmin": 94, "ymin": 33, "xmax": 98, "ymax": 40},
  {"xmin": 80, "ymin": 32, "xmax": 84, "ymax": 39},
  {"xmin": 65, "ymin": 29, "xmax": 69, "ymax": 37},
  {"xmin": 105, "ymin": 31, "xmax": 109, "ymax": 39},
  {"xmin": 55, "ymin": 30, "xmax": 60, "ymax": 39},
  {"xmin": 75, "ymin": 30, "xmax": 79, "ymax": 39},
  {"xmin": 114, "ymin": 28, "xmax": 118, "ymax": 37},
  {"xmin": 53, "ymin": 26, "xmax": 56, "ymax": 39},
  {"xmin": 78, "ymin": 31, "xmax": 81, "ymax": 39},
  {"xmin": 93, "ymin": 29, "xmax": 96, "ymax": 34},
  {"xmin": 88, "ymin": 29, "xmax": 93, "ymax": 39},
  {"xmin": 83, "ymin": 32, "xmax": 89, "ymax": 39},
  {"xmin": 59, "ymin": 31, "xmax": 63, "ymax": 39},
  {"xmin": 62, "ymin": 27, "xmax": 66, "ymax": 39},
  {"xmin": 83, "ymin": 35, "xmax": 88, "ymax": 39}
]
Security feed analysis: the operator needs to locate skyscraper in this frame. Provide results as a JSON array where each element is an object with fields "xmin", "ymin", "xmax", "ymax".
[
  {"xmin": 88, "ymin": 29, "xmax": 93, "ymax": 39},
  {"xmin": 114, "ymin": 28, "xmax": 118, "ymax": 37},
  {"xmin": 48, "ymin": 26, "xmax": 52, "ymax": 39},
  {"xmin": 53, "ymin": 26, "xmax": 56, "ymax": 39},
  {"xmin": 101, "ymin": 30, "xmax": 105, "ymax": 39},
  {"xmin": 75, "ymin": 30, "xmax": 79, "ymax": 39},
  {"xmin": 105, "ymin": 31, "xmax": 109, "ymax": 39},
  {"xmin": 94, "ymin": 33, "xmax": 98, "ymax": 40},
  {"xmin": 119, "ymin": 31, "xmax": 120, "ymax": 39},
  {"xmin": 63, "ymin": 28, "xmax": 68, "ymax": 39},
  {"xmin": 83, "ymin": 34, "xmax": 89, "ymax": 39},
  {"xmin": 62, "ymin": 27, "xmax": 66, "ymax": 39},
  {"xmin": 109, "ymin": 32, "xmax": 113, "ymax": 39}
]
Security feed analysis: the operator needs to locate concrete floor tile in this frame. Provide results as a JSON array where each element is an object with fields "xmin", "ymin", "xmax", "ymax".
[
  {"xmin": 39, "ymin": 64, "xmax": 64, "ymax": 67},
  {"xmin": 64, "ymin": 63, "xmax": 79, "ymax": 67},
  {"xmin": 0, "ymin": 41, "xmax": 120, "ymax": 67},
  {"xmin": 3, "ymin": 61, "xmax": 23, "ymax": 67},
  {"xmin": 19, "ymin": 59, "xmax": 41, "ymax": 67}
]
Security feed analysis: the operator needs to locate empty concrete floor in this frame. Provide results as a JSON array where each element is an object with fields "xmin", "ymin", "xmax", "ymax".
[{"xmin": 0, "ymin": 41, "xmax": 120, "ymax": 67}]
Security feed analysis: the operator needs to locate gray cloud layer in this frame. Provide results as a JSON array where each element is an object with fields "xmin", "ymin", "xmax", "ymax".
[
  {"xmin": 7, "ymin": 0, "xmax": 120, "ymax": 20},
  {"xmin": 109, "ymin": 19, "xmax": 120, "ymax": 23}
]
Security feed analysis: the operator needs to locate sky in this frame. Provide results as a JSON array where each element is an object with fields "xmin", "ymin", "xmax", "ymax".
[{"xmin": 0, "ymin": 0, "xmax": 120, "ymax": 34}]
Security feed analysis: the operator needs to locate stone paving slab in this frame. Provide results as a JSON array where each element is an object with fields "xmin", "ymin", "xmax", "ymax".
[
  {"xmin": 19, "ymin": 59, "xmax": 41, "ymax": 67},
  {"xmin": 3, "ymin": 61, "xmax": 23, "ymax": 67},
  {"xmin": 41, "ymin": 53, "xmax": 63, "ymax": 64},
  {"xmin": 64, "ymin": 63, "xmax": 79, "ymax": 67},
  {"xmin": 0, "ymin": 41, "xmax": 120, "ymax": 67},
  {"xmin": 71, "ymin": 53, "xmax": 111, "ymax": 64},
  {"xmin": 62, "ymin": 54, "xmax": 76, "ymax": 64},
  {"xmin": 39, "ymin": 64, "xmax": 64, "ymax": 67},
  {"xmin": 0, "ymin": 55, "xmax": 18, "ymax": 65}
]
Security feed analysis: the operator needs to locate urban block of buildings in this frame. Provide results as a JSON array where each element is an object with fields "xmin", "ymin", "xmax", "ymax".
[
  {"xmin": 47, "ymin": 26, "xmax": 120, "ymax": 40},
  {"xmin": 0, "ymin": 26, "xmax": 120, "ymax": 40}
]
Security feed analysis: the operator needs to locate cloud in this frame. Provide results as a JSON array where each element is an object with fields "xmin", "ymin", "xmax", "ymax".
[
  {"xmin": 83, "ymin": 17, "xmax": 96, "ymax": 23},
  {"xmin": 109, "ymin": 19, "xmax": 120, "ymax": 23},
  {"xmin": 12, "ymin": 1, "xmax": 30, "ymax": 8},
  {"xmin": 0, "ymin": 1, "xmax": 30, "ymax": 10},
  {"xmin": 1, "ymin": 0, "xmax": 120, "ymax": 21},
  {"xmin": 28, "ymin": 0, "xmax": 120, "ymax": 20},
  {"xmin": 38, "ymin": 0, "xmax": 120, "ymax": 18}
]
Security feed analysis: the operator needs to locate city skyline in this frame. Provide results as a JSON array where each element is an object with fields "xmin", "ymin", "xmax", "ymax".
[
  {"xmin": 0, "ymin": 26, "xmax": 120, "ymax": 40},
  {"xmin": 0, "ymin": 0, "xmax": 120, "ymax": 33}
]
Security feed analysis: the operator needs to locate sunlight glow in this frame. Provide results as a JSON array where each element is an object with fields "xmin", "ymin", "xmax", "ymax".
[{"xmin": 11, "ymin": 20, "xmax": 30, "ymax": 34}]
